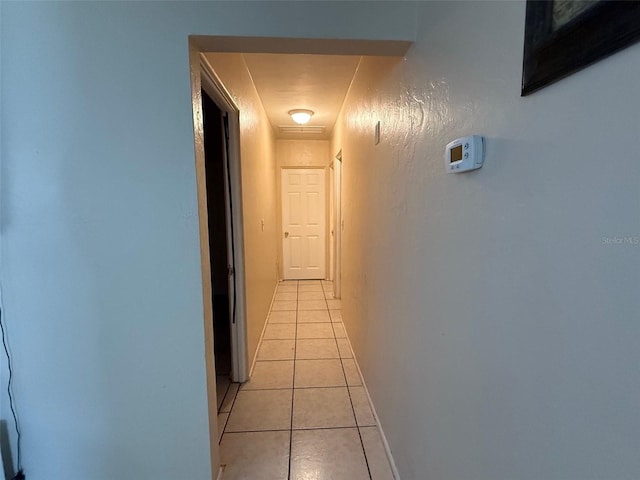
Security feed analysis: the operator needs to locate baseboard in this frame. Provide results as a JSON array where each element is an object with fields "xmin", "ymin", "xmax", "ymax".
[
  {"xmin": 342, "ymin": 334, "xmax": 402, "ymax": 480},
  {"xmin": 248, "ymin": 280, "xmax": 279, "ymax": 378}
]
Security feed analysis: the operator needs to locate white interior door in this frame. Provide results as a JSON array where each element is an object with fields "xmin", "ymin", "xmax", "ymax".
[{"xmin": 282, "ymin": 168, "xmax": 326, "ymax": 279}]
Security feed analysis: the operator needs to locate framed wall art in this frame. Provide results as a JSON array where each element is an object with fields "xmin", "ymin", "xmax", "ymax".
[{"xmin": 522, "ymin": 0, "xmax": 640, "ymax": 95}]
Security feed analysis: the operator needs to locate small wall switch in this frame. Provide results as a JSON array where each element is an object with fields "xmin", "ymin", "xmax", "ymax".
[{"xmin": 261, "ymin": 219, "xmax": 265, "ymax": 231}]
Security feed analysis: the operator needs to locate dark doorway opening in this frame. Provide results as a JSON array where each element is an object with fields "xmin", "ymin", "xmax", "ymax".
[{"xmin": 202, "ymin": 89, "xmax": 232, "ymax": 411}]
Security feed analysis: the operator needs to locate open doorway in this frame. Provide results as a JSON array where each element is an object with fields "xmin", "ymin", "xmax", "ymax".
[
  {"xmin": 198, "ymin": 55, "xmax": 251, "ymax": 390},
  {"xmin": 333, "ymin": 150, "xmax": 343, "ymax": 299},
  {"xmin": 189, "ymin": 38, "xmax": 411, "ymax": 476},
  {"xmin": 201, "ymin": 90, "xmax": 233, "ymax": 410}
]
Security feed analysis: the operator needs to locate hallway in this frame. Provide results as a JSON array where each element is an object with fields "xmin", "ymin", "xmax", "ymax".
[{"xmin": 216, "ymin": 280, "xmax": 394, "ymax": 480}]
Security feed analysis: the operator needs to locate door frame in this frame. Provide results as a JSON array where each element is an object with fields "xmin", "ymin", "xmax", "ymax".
[
  {"xmin": 198, "ymin": 54, "xmax": 250, "ymax": 386},
  {"xmin": 192, "ymin": 54, "xmax": 249, "ymax": 388},
  {"xmin": 280, "ymin": 166, "xmax": 328, "ymax": 280},
  {"xmin": 329, "ymin": 162, "xmax": 335, "ymax": 281},
  {"xmin": 188, "ymin": 36, "xmax": 411, "ymax": 479},
  {"xmin": 333, "ymin": 150, "xmax": 342, "ymax": 299}
]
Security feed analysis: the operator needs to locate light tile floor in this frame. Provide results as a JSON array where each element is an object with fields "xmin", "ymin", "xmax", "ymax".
[{"xmin": 217, "ymin": 280, "xmax": 395, "ymax": 480}]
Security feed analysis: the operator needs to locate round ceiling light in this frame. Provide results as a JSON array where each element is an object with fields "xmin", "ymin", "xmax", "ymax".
[{"xmin": 288, "ymin": 109, "xmax": 314, "ymax": 125}]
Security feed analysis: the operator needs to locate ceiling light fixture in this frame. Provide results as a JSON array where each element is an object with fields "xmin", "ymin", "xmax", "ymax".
[{"xmin": 288, "ymin": 109, "xmax": 314, "ymax": 125}]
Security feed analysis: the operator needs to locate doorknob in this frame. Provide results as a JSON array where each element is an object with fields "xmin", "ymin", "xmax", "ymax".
[{"xmin": 284, "ymin": 231, "xmax": 289, "ymax": 238}]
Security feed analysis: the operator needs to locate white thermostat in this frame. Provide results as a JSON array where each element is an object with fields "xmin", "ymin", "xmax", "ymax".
[{"xmin": 445, "ymin": 135, "xmax": 485, "ymax": 173}]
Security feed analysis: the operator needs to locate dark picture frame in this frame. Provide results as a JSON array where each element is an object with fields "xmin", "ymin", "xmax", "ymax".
[{"xmin": 522, "ymin": 0, "xmax": 640, "ymax": 96}]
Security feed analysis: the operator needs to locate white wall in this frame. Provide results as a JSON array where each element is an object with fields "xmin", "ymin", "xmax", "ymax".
[
  {"xmin": 333, "ymin": 2, "xmax": 640, "ymax": 479},
  {"xmin": 0, "ymin": 2, "xmax": 416, "ymax": 478}
]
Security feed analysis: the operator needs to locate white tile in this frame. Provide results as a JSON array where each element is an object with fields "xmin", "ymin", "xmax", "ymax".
[
  {"xmin": 342, "ymin": 358, "xmax": 362, "ymax": 386},
  {"xmin": 220, "ymin": 431, "xmax": 290, "ymax": 480},
  {"xmin": 242, "ymin": 361, "xmax": 294, "ymax": 390},
  {"xmin": 298, "ymin": 291, "xmax": 325, "ymax": 301},
  {"xmin": 272, "ymin": 300, "xmax": 297, "ymax": 311},
  {"xmin": 298, "ymin": 300, "xmax": 328, "ymax": 311},
  {"xmin": 336, "ymin": 338, "xmax": 353, "ymax": 358},
  {"xmin": 299, "ymin": 280, "xmax": 321, "ymax": 286},
  {"xmin": 298, "ymin": 284, "xmax": 323, "ymax": 292},
  {"xmin": 295, "ymin": 359, "xmax": 346, "ymax": 388},
  {"xmin": 275, "ymin": 292, "xmax": 297, "ymax": 301},
  {"xmin": 297, "ymin": 310, "xmax": 330, "ymax": 323},
  {"xmin": 297, "ymin": 323, "xmax": 334, "ymax": 339},
  {"xmin": 292, "ymin": 387, "xmax": 356, "ymax": 429},
  {"xmin": 296, "ymin": 339, "xmax": 339, "ymax": 359},
  {"xmin": 349, "ymin": 386, "xmax": 376, "ymax": 426},
  {"xmin": 225, "ymin": 389, "xmax": 292, "ymax": 432},
  {"xmin": 268, "ymin": 311, "xmax": 296, "ymax": 324},
  {"xmin": 332, "ymin": 323, "xmax": 347, "ymax": 338},
  {"xmin": 290, "ymin": 428, "xmax": 370, "ymax": 480},
  {"xmin": 264, "ymin": 323, "xmax": 296, "ymax": 340},
  {"xmin": 324, "ymin": 291, "xmax": 335, "ymax": 299},
  {"xmin": 326, "ymin": 299, "xmax": 342, "ymax": 310},
  {"xmin": 321, "ymin": 280, "xmax": 333, "ymax": 286},
  {"xmin": 329, "ymin": 309, "xmax": 342, "ymax": 322},
  {"xmin": 360, "ymin": 427, "xmax": 395, "ymax": 480},
  {"xmin": 276, "ymin": 285, "xmax": 298, "ymax": 293},
  {"xmin": 220, "ymin": 383, "xmax": 240, "ymax": 413},
  {"xmin": 257, "ymin": 340, "xmax": 295, "ymax": 361}
]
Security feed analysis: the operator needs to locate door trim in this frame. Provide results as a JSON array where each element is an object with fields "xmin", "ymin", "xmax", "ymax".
[
  {"xmin": 200, "ymin": 54, "xmax": 249, "ymax": 385},
  {"xmin": 280, "ymin": 166, "xmax": 328, "ymax": 280},
  {"xmin": 189, "ymin": 45, "xmax": 219, "ymax": 478},
  {"xmin": 333, "ymin": 151, "xmax": 342, "ymax": 299},
  {"xmin": 329, "ymin": 162, "xmax": 335, "ymax": 282},
  {"xmin": 189, "ymin": 35, "xmax": 412, "ymax": 480}
]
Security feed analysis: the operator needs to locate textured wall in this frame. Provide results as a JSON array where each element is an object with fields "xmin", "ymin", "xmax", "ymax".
[
  {"xmin": 205, "ymin": 53, "xmax": 278, "ymax": 372},
  {"xmin": 0, "ymin": 1, "xmax": 417, "ymax": 478},
  {"xmin": 333, "ymin": 2, "xmax": 640, "ymax": 479}
]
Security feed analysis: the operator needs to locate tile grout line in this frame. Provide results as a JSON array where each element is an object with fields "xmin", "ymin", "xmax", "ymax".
[
  {"xmin": 219, "ymin": 383, "xmax": 241, "ymax": 442},
  {"xmin": 249, "ymin": 281, "xmax": 284, "ymax": 377},
  {"xmin": 230, "ymin": 282, "xmax": 376, "ymax": 479},
  {"xmin": 327, "ymin": 295, "xmax": 374, "ymax": 480},
  {"xmin": 287, "ymin": 280, "xmax": 299, "ymax": 480},
  {"xmin": 217, "ymin": 378, "xmax": 232, "ymax": 414},
  {"xmin": 337, "ymin": 326, "xmax": 401, "ymax": 479},
  {"xmin": 224, "ymin": 424, "xmax": 364, "ymax": 435},
  {"xmin": 240, "ymin": 384, "xmax": 350, "ymax": 391}
]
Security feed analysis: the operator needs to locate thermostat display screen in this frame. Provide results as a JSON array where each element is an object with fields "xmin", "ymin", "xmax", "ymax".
[{"xmin": 450, "ymin": 144, "xmax": 463, "ymax": 163}]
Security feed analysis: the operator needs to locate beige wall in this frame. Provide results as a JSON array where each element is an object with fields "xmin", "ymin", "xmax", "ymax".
[
  {"xmin": 277, "ymin": 139, "xmax": 331, "ymax": 169},
  {"xmin": 275, "ymin": 140, "xmax": 331, "ymax": 279},
  {"xmin": 205, "ymin": 53, "xmax": 279, "ymax": 367}
]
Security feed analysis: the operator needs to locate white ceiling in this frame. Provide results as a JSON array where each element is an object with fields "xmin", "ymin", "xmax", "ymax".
[{"xmin": 242, "ymin": 53, "xmax": 361, "ymax": 140}]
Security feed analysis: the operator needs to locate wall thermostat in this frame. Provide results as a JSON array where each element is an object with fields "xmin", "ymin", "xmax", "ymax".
[{"xmin": 445, "ymin": 135, "xmax": 485, "ymax": 173}]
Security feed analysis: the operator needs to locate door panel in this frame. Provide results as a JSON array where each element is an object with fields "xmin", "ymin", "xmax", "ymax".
[
  {"xmin": 282, "ymin": 168, "xmax": 326, "ymax": 279},
  {"xmin": 289, "ymin": 236, "xmax": 302, "ymax": 270},
  {"xmin": 289, "ymin": 192, "xmax": 302, "ymax": 225},
  {"xmin": 307, "ymin": 193, "xmax": 321, "ymax": 224}
]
